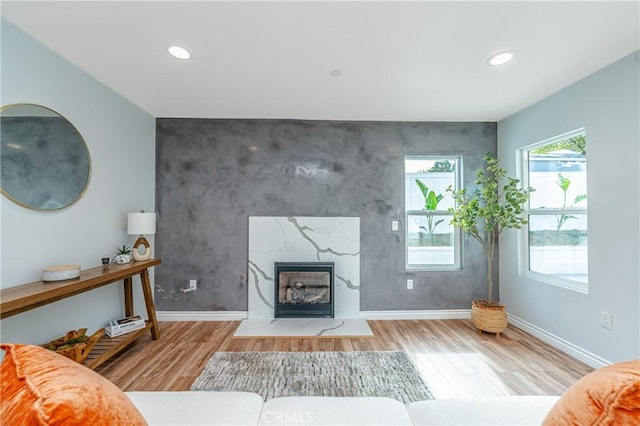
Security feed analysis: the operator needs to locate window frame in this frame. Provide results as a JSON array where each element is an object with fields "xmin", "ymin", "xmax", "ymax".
[
  {"xmin": 405, "ymin": 155, "xmax": 462, "ymax": 271},
  {"xmin": 518, "ymin": 128, "xmax": 588, "ymax": 293}
]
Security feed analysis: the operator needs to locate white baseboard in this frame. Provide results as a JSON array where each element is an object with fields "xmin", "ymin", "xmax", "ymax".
[
  {"xmin": 507, "ymin": 313, "xmax": 611, "ymax": 369},
  {"xmin": 360, "ymin": 309, "xmax": 470, "ymax": 320},
  {"xmin": 156, "ymin": 310, "xmax": 470, "ymax": 321},
  {"xmin": 156, "ymin": 311, "xmax": 248, "ymax": 321}
]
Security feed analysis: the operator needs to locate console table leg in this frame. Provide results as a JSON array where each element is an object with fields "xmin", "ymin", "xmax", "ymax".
[
  {"xmin": 124, "ymin": 277, "xmax": 134, "ymax": 317},
  {"xmin": 140, "ymin": 268, "xmax": 160, "ymax": 340}
]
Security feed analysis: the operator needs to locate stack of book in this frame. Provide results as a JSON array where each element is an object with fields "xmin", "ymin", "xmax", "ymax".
[{"xmin": 105, "ymin": 315, "xmax": 146, "ymax": 338}]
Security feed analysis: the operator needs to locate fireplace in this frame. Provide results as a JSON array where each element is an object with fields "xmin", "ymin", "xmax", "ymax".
[{"xmin": 274, "ymin": 262, "xmax": 334, "ymax": 318}]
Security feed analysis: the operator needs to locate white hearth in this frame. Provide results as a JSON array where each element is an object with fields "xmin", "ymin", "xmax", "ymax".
[
  {"xmin": 234, "ymin": 318, "xmax": 373, "ymax": 338},
  {"xmin": 247, "ymin": 216, "xmax": 360, "ymax": 319}
]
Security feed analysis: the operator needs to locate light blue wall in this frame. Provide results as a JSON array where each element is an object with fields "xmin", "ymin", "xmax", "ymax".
[
  {"xmin": 498, "ymin": 51, "xmax": 640, "ymax": 364},
  {"xmin": 0, "ymin": 19, "xmax": 156, "ymax": 344}
]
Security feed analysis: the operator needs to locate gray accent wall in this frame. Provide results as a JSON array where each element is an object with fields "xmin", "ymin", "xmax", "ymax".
[{"xmin": 155, "ymin": 119, "xmax": 496, "ymax": 311}]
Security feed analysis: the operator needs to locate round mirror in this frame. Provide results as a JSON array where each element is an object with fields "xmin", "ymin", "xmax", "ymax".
[{"xmin": 1, "ymin": 104, "xmax": 91, "ymax": 210}]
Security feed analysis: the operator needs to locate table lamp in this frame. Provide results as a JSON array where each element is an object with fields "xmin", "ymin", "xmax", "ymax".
[{"xmin": 127, "ymin": 210, "xmax": 156, "ymax": 261}]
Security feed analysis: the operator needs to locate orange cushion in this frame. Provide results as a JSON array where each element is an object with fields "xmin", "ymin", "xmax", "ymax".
[
  {"xmin": 542, "ymin": 359, "xmax": 640, "ymax": 425},
  {"xmin": 0, "ymin": 343, "xmax": 147, "ymax": 426}
]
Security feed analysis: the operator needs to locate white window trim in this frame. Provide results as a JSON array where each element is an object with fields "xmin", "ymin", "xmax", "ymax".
[
  {"xmin": 405, "ymin": 155, "xmax": 462, "ymax": 271},
  {"xmin": 517, "ymin": 128, "xmax": 588, "ymax": 293}
]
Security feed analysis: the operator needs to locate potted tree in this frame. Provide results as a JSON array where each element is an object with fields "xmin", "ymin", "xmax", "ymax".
[{"xmin": 447, "ymin": 153, "xmax": 533, "ymax": 335}]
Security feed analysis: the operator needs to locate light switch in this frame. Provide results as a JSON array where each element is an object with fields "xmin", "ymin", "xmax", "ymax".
[{"xmin": 392, "ymin": 220, "xmax": 399, "ymax": 231}]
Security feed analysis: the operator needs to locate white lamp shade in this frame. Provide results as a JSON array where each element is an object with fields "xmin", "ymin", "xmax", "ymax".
[{"xmin": 128, "ymin": 212, "xmax": 156, "ymax": 235}]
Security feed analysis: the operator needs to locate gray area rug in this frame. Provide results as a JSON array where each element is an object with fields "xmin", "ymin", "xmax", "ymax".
[{"xmin": 190, "ymin": 351, "xmax": 434, "ymax": 404}]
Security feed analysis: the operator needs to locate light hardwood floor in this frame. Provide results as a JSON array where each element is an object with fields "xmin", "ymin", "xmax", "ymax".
[{"xmin": 95, "ymin": 319, "xmax": 593, "ymax": 399}]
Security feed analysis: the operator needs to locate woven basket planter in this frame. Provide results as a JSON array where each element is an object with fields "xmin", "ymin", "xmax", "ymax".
[{"xmin": 471, "ymin": 300, "xmax": 507, "ymax": 335}]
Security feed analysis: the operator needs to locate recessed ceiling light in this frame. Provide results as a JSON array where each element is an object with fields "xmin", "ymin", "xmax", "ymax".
[
  {"xmin": 168, "ymin": 45, "xmax": 191, "ymax": 60},
  {"xmin": 488, "ymin": 51, "xmax": 514, "ymax": 66}
]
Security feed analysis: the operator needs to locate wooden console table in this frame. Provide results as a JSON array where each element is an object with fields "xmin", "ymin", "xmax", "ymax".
[{"xmin": 0, "ymin": 259, "xmax": 161, "ymax": 370}]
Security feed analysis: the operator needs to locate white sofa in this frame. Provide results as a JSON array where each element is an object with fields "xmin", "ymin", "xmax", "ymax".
[{"xmin": 125, "ymin": 391, "xmax": 560, "ymax": 426}]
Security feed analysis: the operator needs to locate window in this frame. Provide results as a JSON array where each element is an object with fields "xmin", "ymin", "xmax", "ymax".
[
  {"xmin": 519, "ymin": 129, "xmax": 588, "ymax": 292},
  {"xmin": 405, "ymin": 156, "xmax": 461, "ymax": 270}
]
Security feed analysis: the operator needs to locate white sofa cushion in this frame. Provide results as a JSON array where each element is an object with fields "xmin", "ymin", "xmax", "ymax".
[
  {"xmin": 125, "ymin": 391, "xmax": 264, "ymax": 425},
  {"xmin": 259, "ymin": 396, "xmax": 413, "ymax": 425},
  {"xmin": 407, "ymin": 396, "xmax": 560, "ymax": 426}
]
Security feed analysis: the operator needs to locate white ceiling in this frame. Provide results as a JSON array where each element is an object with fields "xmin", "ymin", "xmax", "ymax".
[{"xmin": 2, "ymin": 1, "xmax": 639, "ymax": 121}]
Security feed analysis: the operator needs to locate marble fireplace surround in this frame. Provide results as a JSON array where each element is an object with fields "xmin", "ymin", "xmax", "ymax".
[{"xmin": 247, "ymin": 216, "xmax": 360, "ymax": 319}]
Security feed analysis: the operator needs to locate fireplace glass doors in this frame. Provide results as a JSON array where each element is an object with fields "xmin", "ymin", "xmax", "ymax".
[{"xmin": 274, "ymin": 262, "xmax": 334, "ymax": 318}]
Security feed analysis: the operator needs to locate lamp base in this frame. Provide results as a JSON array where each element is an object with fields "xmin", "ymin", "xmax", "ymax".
[{"xmin": 132, "ymin": 236, "xmax": 151, "ymax": 261}]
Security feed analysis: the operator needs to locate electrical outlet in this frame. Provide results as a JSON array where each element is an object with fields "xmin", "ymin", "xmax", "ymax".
[
  {"xmin": 600, "ymin": 312, "xmax": 612, "ymax": 330},
  {"xmin": 392, "ymin": 220, "xmax": 399, "ymax": 231},
  {"xmin": 189, "ymin": 279, "xmax": 197, "ymax": 291},
  {"xmin": 407, "ymin": 279, "xmax": 413, "ymax": 290}
]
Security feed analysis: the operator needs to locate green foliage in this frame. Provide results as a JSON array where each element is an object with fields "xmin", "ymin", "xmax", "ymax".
[
  {"xmin": 530, "ymin": 135, "xmax": 586, "ymax": 155},
  {"xmin": 447, "ymin": 153, "xmax": 533, "ymax": 305},
  {"xmin": 530, "ymin": 230, "xmax": 587, "ymax": 247},
  {"xmin": 417, "ymin": 160, "xmax": 456, "ymax": 173},
  {"xmin": 555, "ymin": 173, "xmax": 587, "ymax": 232},
  {"xmin": 556, "ymin": 174, "xmax": 571, "ymax": 192},
  {"xmin": 427, "ymin": 160, "xmax": 455, "ymax": 173},
  {"xmin": 407, "ymin": 233, "xmax": 453, "ymax": 247},
  {"xmin": 415, "ymin": 180, "xmax": 445, "ymax": 237},
  {"xmin": 116, "ymin": 245, "xmax": 131, "ymax": 255}
]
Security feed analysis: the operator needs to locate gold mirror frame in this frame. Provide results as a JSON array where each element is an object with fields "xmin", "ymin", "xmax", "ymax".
[{"xmin": 1, "ymin": 103, "xmax": 92, "ymax": 210}]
